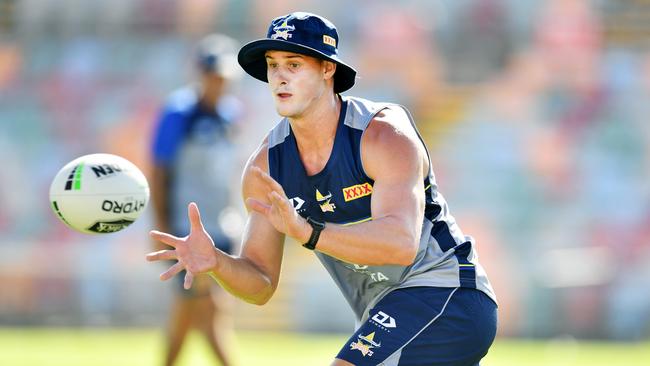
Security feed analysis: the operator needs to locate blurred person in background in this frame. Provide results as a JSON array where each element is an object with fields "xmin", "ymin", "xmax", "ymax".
[
  {"xmin": 150, "ymin": 33, "xmax": 242, "ymax": 366},
  {"xmin": 148, "ymin": 12, "xmax": 497, "ymax": 365}
]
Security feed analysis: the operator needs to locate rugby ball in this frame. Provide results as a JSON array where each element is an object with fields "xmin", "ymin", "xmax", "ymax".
[{"xmin": 49, "ymin": 153, "xmax": 150, "ymax": 234}]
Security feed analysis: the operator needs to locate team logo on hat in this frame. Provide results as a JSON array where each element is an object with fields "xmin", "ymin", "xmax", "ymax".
[{"xmin": 271, "ymin": 20, "xmax": 295, "ymax": 40}]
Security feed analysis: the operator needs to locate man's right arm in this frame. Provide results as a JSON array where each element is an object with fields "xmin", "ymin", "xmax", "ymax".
[
  {"xmin": 208, "ymin": 140, "xmax": 286, "ymax": 304},
  {"xmin": 148, "ymin": 138, "xmax": 286, "ymax": 305}
]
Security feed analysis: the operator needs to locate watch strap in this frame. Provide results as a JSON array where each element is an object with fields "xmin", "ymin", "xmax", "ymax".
[{"xmin": 302, "ymin": 217, "xmax": 325, "ymax": 250}]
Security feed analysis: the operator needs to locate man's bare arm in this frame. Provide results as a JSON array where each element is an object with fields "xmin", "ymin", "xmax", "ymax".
[
  {"xmin": 147, "ymin": 138, "xmax": 286, "ymax": 305},
  {"xmin": 304, "ymin": 107, "xmax": 425, "ymax": 265}
]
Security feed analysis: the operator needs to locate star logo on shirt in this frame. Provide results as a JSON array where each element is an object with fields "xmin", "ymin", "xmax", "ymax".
[
  {"xmin": 316, "ymin": 189, "xmax": 336, "ymax": 213},
  {"xmin": 349, "ymin": 331, "xmax": 381, "ymax": 357}
]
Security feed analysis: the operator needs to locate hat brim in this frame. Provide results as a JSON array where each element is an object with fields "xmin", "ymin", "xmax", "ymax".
[{"xmin": 238, "ymin": 39, "xmax": 356, "ymax": 93}]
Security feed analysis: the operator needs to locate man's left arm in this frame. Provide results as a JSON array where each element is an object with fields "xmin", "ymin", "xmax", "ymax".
[
  {"xmin": 249, "ymin": 107, "xmax": 426, "ymax": 266},
  {"xmin": 313, "ymin": 107, "xmax": 426, "ymax": 265}
]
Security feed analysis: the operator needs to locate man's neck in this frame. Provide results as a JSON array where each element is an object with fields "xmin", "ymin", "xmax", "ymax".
[
  {"xmin": 290, "ymin": 93, "xmax": 341, "ymax": 150},
  {"xmin": 289, "ymin": 92, "xmax": 341, "ymax": 175}
]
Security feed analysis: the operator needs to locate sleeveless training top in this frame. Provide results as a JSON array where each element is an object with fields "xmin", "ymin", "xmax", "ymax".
[{"xmin": 268, "ymin": 96, "xmax": 496, "ymax": 322}]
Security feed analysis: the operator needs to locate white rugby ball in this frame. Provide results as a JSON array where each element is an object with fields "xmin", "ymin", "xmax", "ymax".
[{"xmin": 49, "ymin": 153, "xmax": 150, "ymax": 234}]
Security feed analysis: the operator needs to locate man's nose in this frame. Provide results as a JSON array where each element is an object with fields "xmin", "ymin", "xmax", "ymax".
[{"xmin": 269, "ymin": 67, "xmax": 288, "ymax": 85}]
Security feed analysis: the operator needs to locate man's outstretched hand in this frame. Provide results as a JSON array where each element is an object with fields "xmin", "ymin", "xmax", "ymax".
[{"xmin": 146, "ymin": 202, "xmax": 218, "ymax": 289}]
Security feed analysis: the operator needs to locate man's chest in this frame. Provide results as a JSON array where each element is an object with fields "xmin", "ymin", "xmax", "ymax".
[{"xmin": 281, "ymin": 172, "xmax": 374, "ymax": 224}]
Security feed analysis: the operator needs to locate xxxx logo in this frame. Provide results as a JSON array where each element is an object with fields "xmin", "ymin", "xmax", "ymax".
[{"xmin": 342, "ymin": 182, "xmax": 372, "ymax": 202}]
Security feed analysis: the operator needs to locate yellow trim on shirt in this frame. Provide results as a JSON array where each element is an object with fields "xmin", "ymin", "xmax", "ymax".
[{"xmin": 342, "ymin": 217, "xmax": 373, "ymax": 226}]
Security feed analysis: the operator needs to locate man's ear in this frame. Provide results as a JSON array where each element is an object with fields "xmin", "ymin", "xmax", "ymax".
[{"xmin": 323, "ymin": 60, "xmax": 337, "ymax": 81}]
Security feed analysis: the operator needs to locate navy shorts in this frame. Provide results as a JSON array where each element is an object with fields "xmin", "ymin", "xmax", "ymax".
[{"xmin": 337, "ymin": 287, "xmax": 497, "ymax": 366}]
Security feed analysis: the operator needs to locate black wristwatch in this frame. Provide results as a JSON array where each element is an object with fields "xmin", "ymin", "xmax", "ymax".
[{"xmin": 302, "ymin": 217, "xmax": 325, "ymax": 250}]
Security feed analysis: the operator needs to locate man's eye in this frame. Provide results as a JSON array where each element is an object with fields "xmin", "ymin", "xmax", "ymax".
[
  {"xmin": 268, "ymin": 63, "xmax": 278, "ymax": 68},
  {"xmin": 289, "ymin": 63, "xmax": 300, "ymax": 68}
]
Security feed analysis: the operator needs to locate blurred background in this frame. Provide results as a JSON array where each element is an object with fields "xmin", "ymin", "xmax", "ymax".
[{"xmin": 1, "ymin": 0, "xmax": 650, "ymax": 363}]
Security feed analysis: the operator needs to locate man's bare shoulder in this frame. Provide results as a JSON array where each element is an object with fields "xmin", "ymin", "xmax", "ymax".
[
  {"xmin": 244, "ymin": 135, "xmax": 270, "ymax": 174},
  {"xmin": 364, "ymin": 105, "xmax": 420, "ymax": 149},
  {"xmin": 362, "ymin": 105, "xmax": 426, "ymax": 180},
  {"xmin": 241, "ymin": 135, "xmax": 271, "ymax": 202},
  {"xmin": 364, "ymin": 105, "xmax": 418, "ymax": 143}
]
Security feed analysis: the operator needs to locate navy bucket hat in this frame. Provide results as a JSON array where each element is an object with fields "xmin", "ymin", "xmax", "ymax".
[{"xmin": 238, "ymin": 12, "xmax": 357, "ymax": 93}]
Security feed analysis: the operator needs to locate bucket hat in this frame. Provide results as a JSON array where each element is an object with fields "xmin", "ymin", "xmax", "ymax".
[{"xmin": 238, "ymin": 12, "xmax": 357, "ymax": 93}]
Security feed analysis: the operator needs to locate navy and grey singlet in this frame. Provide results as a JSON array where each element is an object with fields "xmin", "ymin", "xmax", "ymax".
[{"xmin": 267, "ymin": 96, "xmax": 496, "ymax": 322}]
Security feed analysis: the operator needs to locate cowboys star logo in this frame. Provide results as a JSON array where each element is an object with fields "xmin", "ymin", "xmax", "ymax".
[
  {"xmin": 271, "ymin": 20, "xmax": 295, "ymax": 40},
  {"xmin": 349, "ymin": 331, "xmax": 381, "ymax": 357},
  {"xmin": 316, "ymin": 189, "xmax": 336, "ymax": 213}
]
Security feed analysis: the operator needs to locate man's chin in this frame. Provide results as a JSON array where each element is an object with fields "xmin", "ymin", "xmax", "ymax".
[{"xmin": 275, "ymin": 107, "xmax": 296, "ymax": 118}]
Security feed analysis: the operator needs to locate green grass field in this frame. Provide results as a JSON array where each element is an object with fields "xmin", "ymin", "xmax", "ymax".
[{"xmin": 1, "ymin": 327, "xmax": 648, "ymax": 366}]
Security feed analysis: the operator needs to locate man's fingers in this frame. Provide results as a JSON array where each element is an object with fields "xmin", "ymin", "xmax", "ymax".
[
  {"xmin": 183, "ymin": 271, "xmax": 194, "ymax": 290},
  {"xmin": 246, "ymin": 197, "xmax": 271, "ymax": 215},
  {"xmin": 269, "ymin": 191, "xmax": 293, "ymax": 213},
  {"xmin": 253, "ymin": 166, "xmax": 287, "ymax": 196},
  {"xmin": 188, "ymin": 202, "xmax": 206, "ymax": 233},
  {"xmin": 269, "ymin": 191, "xmax": 293, "ymax": 216},
  {"xmin": 160, "ymin": 262, "xmax": 184, "ymax": 281},
  {"xmin": 145, "ymin": 249, "xmax": 177, "ymax": 262},
  {"xmin": 150, "ymin": 230, "xmax": 181, "ymax": 248}
]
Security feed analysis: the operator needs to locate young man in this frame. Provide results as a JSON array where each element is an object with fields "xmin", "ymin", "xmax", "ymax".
[
  {"xmin": 150, "ymin": 34, "xmax": 241, "ymax": 366},
  {"xmin": 148, "ymin": 12, "xmax": 497, "ymax": 366}
]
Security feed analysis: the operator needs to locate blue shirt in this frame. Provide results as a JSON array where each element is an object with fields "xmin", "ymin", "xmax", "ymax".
[{"xmin": 152, "ymin": 86, "xmax": 241, "ymax": 243}]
